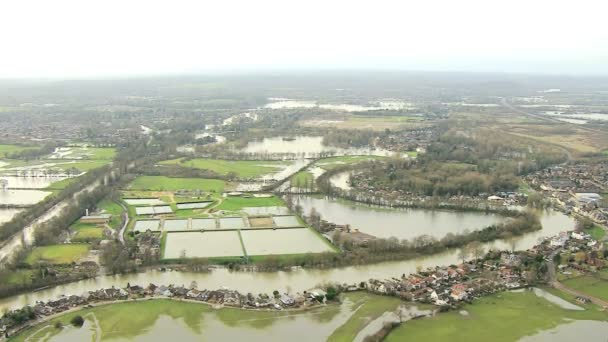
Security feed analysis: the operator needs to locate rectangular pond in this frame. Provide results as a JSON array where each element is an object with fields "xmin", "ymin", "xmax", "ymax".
[
  {"xmin": 241, "ymin": 228, "xmax": 333, "ymax": 256},
  {"xmin": 218, "ymin": 217, "xmax": 247, "ymax": 229},
  {"xmin": 272, "ymin": 215, "xmax": 302, "ymax": 227},
  {"xmin": 134, "ymin": 220, "xmax": 161, "ymax": 233},
  {"xmin": 163, "ymin": 231, "xmax": 244, "ymax": 259},
  {"xmin": 135, "ymin": 205, "xmax": 174, "ymax": 215},
  {"xmin": 124, "ymin": 198, "xmax": 165, "ymax": 206},
  {"xmin": 241, "ymin": 206, "xmax": 291, "ymax": 216},
  {"xmin": 176, "ymin": 202, "xmax": 212, "ymax": 210},
  {"xmin": 163, "ymin": 219, "xmax": 189, "ymax": 231},
  {"xmin": 191, "ymin": 218, "xmax": 217, "ymax": 230}
]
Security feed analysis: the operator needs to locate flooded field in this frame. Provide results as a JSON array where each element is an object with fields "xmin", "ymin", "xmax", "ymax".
[
  {"xmin": 264, "ymin": 99, "xmax": 415, "ymax": 112},
  {"xmin": 272, "ymin": 215, "xmax": 301, "ymax": 227},
  {"xmin": 218, "ymin": 217, "xmax": 247, "ymax": 229},
  {"xmin": 135, "ymin": 205, "xmax": 173, "ymax": 215},
  {"xmin": 0, "ymin": 208, "xmax": 22, "ymax": 224},
  {"xmin": 191, "ymin": 218, "xmax": 217, "ymax": 230},
  {"xmin": 133, "ymin": 220, "xmax": 161, "ymax": 233},
  {"xmin": 124, "ymin": 198, "xmax": 166, "ymax": 206},
  {"xmin": 0, "ymin": 175, "xmax": 69, "ymax": 189},
  {"xmin": 10, "ymin": 295, "xmax": 388, "ymax": 342},
  {"xmin": 163, "ymin": 231, "xmax": 244, "ymax": 259},
  {"xmin": 176, "ymin": 202, "xmax": 211, "ymax": 209},
  {"xmin": 163, "ymin": 219, "xmax": 189, "ymax": 231},
  {"xmin": 241, "ymin": 206, "xmax": 290, "ymax": 216},
  {"xmin": 296, "ymin": 196, "xmax": 507, "ymax": 240},
  {"xmin": 520, "ymin": 320, "xmax": 608, "ymax": 341},
  {"xmin": 329, "ymin": 172, "xmax": 353, "ymax": 190},
  {"xmin": 0, "ymin": 189, "xmax": 51, "ymax": 205},
  {"xmin": 241, "ymin": 228, "xmax": 333, "ymax": 256},
  {"xmin": 243, "ymin": 136, "xmax": 399, "ymax": 158}
]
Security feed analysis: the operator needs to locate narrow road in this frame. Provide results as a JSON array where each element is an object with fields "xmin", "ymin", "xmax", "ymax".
[
  {"xmin": 118, "ymin": 201, "xmax": 129, "ymax": 245},
  {"xmin": 552, "ymin": 280, "xmax": 608, "ymax": 308}
]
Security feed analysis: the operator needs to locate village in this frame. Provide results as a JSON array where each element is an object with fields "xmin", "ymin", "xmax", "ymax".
[
  {"xmin": 2, "ymin": 225, "xmax": 605, "ymax": 337},
  {"xmin": 526, "ymin": 161, "xmax": 608, "ymax": 225}
]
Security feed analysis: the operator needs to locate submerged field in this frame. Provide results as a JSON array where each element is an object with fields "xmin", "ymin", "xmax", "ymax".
[
  {"xmin": 10, "ymin": 293, "xmax": 410, "ymax": 342},
  {"xmin": 385, "ymin": 290, "xmax": 608, "ymax": 342},
  {"xmin": 12, "ymin": 290, "xmax": 601, "ymax": 342}
]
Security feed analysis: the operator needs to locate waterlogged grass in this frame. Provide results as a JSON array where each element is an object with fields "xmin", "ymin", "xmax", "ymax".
[
  {"xmin": 215, "ymin": 196, "xmax": 285, "ymax": 211},
  {"xmin": 128, "ymin": 176, "xmax": 226, "ymax": 192},
  {"xmin": 45, "ymin": 177, "xmax": 79, "ymax": 190},
  {"xmin": 290, "ymin": 171, "xmax": 314, "ymax": 187},
  {"xmin": 328, "ymin": 291, "xmax": 404, "ymax": 342},
  {"xmin": 385, "ymin": 291, "xmax": 608, "ymax": 342},
  {"xmin": 10, "ymin": 298, "xmax": 343, "ymax": 341},
  {"xmin": 24, "ymin": 244, "xmax": 90, "ymax": 265},
  {"xmin": 160, "ymin": 158, "xmax": 287, "ymax": 178}
]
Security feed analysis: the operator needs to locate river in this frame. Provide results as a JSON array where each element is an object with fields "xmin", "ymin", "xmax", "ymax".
[{"xmin": 0, "ymin": 205, "xmax": 574, "ymax": 312}]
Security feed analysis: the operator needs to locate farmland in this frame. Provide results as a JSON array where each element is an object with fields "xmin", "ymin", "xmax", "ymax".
[
  {"xmin": 128, "ymin": 176, "xmax": 227, "ymax": 192},
  {"xmin": 159, "ymin": 158, "xmax": 288, "ymax": 178},
  {"xmin": 24, "ymin": 244, "xmax": 90, "ymax": 265}
]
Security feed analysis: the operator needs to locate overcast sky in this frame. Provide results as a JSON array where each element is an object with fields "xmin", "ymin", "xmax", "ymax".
[{"xmin": 1, "ymin": 0, "xmax": 607, "ymax": 78}]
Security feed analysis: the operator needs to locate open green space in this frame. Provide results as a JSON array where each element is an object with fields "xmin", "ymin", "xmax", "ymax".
[
  {"xmin": 71, "ymin": 226, "xmax": 104, "ymax": 242},
  {"xmin": 584, "ymin": 225, "xmax": 606, "ymax": 241},
  {"xmin": 24, "ymin": 244, "xmax": 90, "ymax": 265},
  {"xmin": 45, "ymin": 177, "xmax": 79, "ymax": 190},
  {"xmin": 385, "ymin": 290, "xmax": 608, "ymax": 342},
  {"xmin": 0, "ymin": 144, "xmax": 38, "ymax": 157},
  {"xmin": 98, "ymin": 198, "xmax": 124, "ymax": 229},
  {"xmin": 128, "ymin": 176, "xmax": 226, "ymax": 192},
  {"xmin": 290, "ymin": 171, "xmax": 313, "ymax": 187},
  {"xmin": 215, "ymin": 196, "xmax": 285, "ymax": 211},
  {"xmin": 160, "ymin": 158, "xmax": 287, "ymax": 178},
  {"xmin": 562, "ymin": 275, "xmax": 608, "ymax": 302}
]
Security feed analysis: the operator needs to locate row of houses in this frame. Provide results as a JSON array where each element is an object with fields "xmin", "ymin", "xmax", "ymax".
[{"xmin": 0, "ymin": 283, "xmax": 327, "ymax": 335}]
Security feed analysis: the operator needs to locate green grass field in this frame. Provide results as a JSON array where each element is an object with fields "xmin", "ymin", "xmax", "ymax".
[
  {"xmin": 24, "ymin": 244, "xmax": 90, "ymax": 265},
  {"xmin": 215, "ymin": 196, "xmax": 285, "ymax": 211},
  {"xmin": 385, "ymin": 290, "xmax": 608, "ymax": 342},
  {"xmin": 45, "ymin": 177, "xmax": 79, "ymax": 190},
  {"xmin": 562, "ymin": 276, "xmax": 608, "ymax": 301},
  {"xmin": 290, "ymin": 171, "xmax": 313, "ymax": 187},
  {"xmin": 128, "ymin": 176, "xmax": 226, "ymax": 192},
  {"xmin": 98, "ymin": 198, "xmax": 124, "ymax": 229},
  {"xmin": 160, "ymin": 158, "xmax": 287, "ymax": 178},
  {"xmin": 0, "ymin": 144, "xmax": 38, "ymax": 157},
  {"xmin": 585, "ymin": 225, "xmax": 606, "ymax": 241},
  {"xmin": 72, "ymin": 226, "xmax": 104, "ymax": 242}
]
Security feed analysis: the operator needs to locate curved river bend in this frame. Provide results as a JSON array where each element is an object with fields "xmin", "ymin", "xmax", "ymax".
[{"xmin": 0, "ymin": 204, "xmax": 574, "ymax": 311}]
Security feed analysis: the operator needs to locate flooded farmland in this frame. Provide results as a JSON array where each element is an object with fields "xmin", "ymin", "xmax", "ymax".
[
  {"xmin": 0, "ymin": 189, "xmax": 51, "ymax": 205},
  {"xmin": 163, "ymin": 231, "xmax": 244, "ymax": 259},
  {"xmin": 242, "ymin": 136, "xmax": 401, "ymax": 158},
  {"xmin": 0, "ymin": 175, "xmax": 69, "ymax": 189},
  {"xmin": 241, "ymin": 228, "xmax": 333, "ymax": 256},
  {"xmin": 296, "ymin": 196, "xmax": 508, "ymax": 240}
]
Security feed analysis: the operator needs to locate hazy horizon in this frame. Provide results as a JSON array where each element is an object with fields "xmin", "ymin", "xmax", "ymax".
[{"xmin": 2, "ymin": 0, "xmax": 607, "ymax": 79}]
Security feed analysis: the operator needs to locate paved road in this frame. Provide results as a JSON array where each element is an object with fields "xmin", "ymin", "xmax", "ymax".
[
  {"xmin": 552, "ymin": 280, "xmax": 608, "ymax": 308},
  {"xmin": 118, "ymin": 201, "xmax": 129, "ymax": 245}
]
